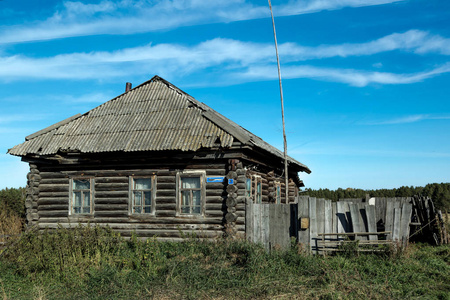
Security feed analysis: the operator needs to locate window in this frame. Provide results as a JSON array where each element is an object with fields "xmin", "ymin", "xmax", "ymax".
[
  {"xmin": 70, "ymin": 178, "xmax": 93, "ymax": 215},
  {"xmin": 245, "ymin": 177, "xmax": 252, "ymax": 199},
  {"xmin": 177, "ymin": 172, "xmax": 205, "ymax": 215},
  {"xmin": 130, "ymin": 177, "xmax": 156, "ymax": 214},
  {"xmin": 275, "ymin": 182, "xmax": 281, "ymax": 204},
  {"xmin": 253, "ymin": 175, "xmax": 262, "ymax": 203}
]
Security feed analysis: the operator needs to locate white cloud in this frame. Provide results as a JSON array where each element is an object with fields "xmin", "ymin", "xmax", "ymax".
[
  {"xmin": 0, "ymin": 0, "xmax": 405, "ymax": 44},
  {"xmin": 365, "ymin": 114, "xmax": 450, "ymax": 125},
  {"xmin": 279, "ymin": 30, "xmax": 450, "ymax": 60},
  {"xmin": 1, "ymin": 32, "xmax": 449, "ymax": 85},
  {"xmin": 0, "ymin": 39, "xmax": 274, "ymax": 80},
  {"xmin": 275, "ymin": 0, "xmax": 404, "ymax": 16}
]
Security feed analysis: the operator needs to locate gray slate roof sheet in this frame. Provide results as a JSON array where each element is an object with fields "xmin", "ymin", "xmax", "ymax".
[{"xmin": 8, "ymin": 76, "xmax": 310, "ymax": 173}]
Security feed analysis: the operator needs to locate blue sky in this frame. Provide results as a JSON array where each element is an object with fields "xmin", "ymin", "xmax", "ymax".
[{"xmin": 1, "ymin": 0, "xmax": 449, "ymax": 190}]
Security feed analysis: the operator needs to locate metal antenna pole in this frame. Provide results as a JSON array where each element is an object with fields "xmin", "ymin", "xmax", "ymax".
[{"xmin": 268, "ymin": 0, "xmax": 289, "ymax": 203}]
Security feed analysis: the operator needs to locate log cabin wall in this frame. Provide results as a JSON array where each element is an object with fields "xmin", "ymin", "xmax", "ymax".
[
  {"xmin": 25, "ymin": 163, "xmax": 40, "ymax": 229},
  {"xmin": 31, "ymin": 154, "xmax": 232, "ymax": 241}
]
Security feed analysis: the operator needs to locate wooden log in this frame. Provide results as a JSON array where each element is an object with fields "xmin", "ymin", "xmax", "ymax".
[
  {"xmin": 205, "ymin": 211, "xmax": 226, "ymax": 217},
  {"xmin": 39, "ymin": 192, "xmax": 68, "ymax": 198},
  {"xmin": 38, "ymin": 216, "xmax": 225, "ymax": 225},
  {"xmin": 94, "ymin": 211, "xmax": 128, "ymax": 218},
  {"xmin": 205, "ymin": 180, "xmax": 226, "ymax": 188},
  {"xmin": 206, "ymin": 190, "xmax": 226, "ymax": 197},
  {"xmin": 95, "ymin": 183, "xmax": 128, "ymax": 191},
  {"xmin": 39, "ymin": 172, "xmax": 68, "ymax": 179},
  {"xmin": 205, "ymin": 204, "xmax": 226, "ymax": 211},
  {"xmin": 94, "ymin": 198, "xmax": 128, "ymax": 205},
  {"xmin": 136, "ymin": 176, "xmax": 169, "ymax": 184},
  {"xmin": 155, "ymin": 211, "xmax": 176, "ymax": 217},
  {"xmin": 226, "ymin": 185, "xmax": 238, "ymax": 193},
  {"xmin": 154, "ymin": 203, "xmax": 176, "ymax": 210},
  {"xmin": 95, "ymin": 191, "xmax": 129, "ymax": 198},
  {"xmin": 37, "ymin": 198, "xmax": 68, "ymax": 205},
  {"xmin": 205, "ymin": 197, "xmax": 226, "ymax": 204},
  {"xmin": 40, "ymin": 178, "xmax": 68, "ymax": 185},
  {"xmin": 95, "ymin": 177, "xmax": 128, "ymax": 184},
  {"xmin": 38, "ymin": 210, "xmax": 69, "ymax": 218},
  {"xmin": 38, "ymin": 205, "xmax": 68, "ymax": 211},
  {"xmin": 94, "ymin": 204, "xmax": 128, "ymax": 211},
  {"xmin": 155, "ymin": 189, "xmax": 176, "ymax": 197},
  {"xmin": 31, "ymin": 213, "xmax": 39, "ymax": 221},
  {"xmin": 25, "ymin": 200, "xmax": 33, "ymax": 209},
  {"xmin": 225, "ymin": 212, "xmax": 238, "ymax": 223},
  {"xmin": 226, "ymin": 171, "xmax": 237, "ymax": 180},
  {"xmin": 152, "ymin": 196, "xmax": 176, "ymax": 204},
  {"xmin": 156, "ymin": 183, "xmax": 176, "ymax": 190},
  {"xmin": 226, "ymin": 197, "xmax": 237, "ymax": 208},
  {"xmin": 205, "ymin": 169, "xmax": 227, "ymax": 176}
]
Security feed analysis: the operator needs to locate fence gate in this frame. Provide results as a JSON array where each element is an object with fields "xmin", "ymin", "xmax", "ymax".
[{"xmin": 245, "ymin": 199, "xmax": 293, "ymax": 250}]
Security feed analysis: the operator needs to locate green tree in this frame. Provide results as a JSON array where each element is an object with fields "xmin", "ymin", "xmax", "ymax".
[{"xmin": 0, "ymin": 187, "xmax": 26, "ymax": 218}]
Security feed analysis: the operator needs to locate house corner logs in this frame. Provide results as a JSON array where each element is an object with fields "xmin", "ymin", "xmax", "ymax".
[
  {"xmin": 224, "ymin": 159, "xmax": 242, "ymax": 238},
  {"xmin": 25, "ymin": 163, "xmax": 40, "ymax": 229}
]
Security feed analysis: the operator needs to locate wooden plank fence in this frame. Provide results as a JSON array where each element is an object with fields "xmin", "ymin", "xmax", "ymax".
[
  {"xmin": 298, "ymin": 196, "xmax": 413, "ymax": 253},
  {"xmin": 245, "ymin": 196, "xmax": 415, "ymax": 253}
]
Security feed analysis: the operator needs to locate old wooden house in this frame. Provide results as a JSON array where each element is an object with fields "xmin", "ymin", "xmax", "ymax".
[{"xmin": 8, "ymin": 76, "xmax": 311, "ymax": 240}]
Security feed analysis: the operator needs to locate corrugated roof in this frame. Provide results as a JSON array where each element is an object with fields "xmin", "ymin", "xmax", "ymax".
[{"xmin": 8, "ymin": 76, "xmax": 310, "ymax": 173}]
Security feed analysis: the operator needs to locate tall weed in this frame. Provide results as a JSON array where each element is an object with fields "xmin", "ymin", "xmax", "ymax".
[{"xmin": 0, "ymin": 227, "xmax": 449, "ymax": 299}]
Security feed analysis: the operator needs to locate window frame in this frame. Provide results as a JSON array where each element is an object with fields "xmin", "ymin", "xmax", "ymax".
[
  {"xmin": 245, "ymin": 176, "xmax": 252, "ymax": 199},
  {"xmin": 252, "ymin": 175, "xmax": 262, "ymax": 204},
  {"xmin": 176, "ymin": 171, "xmax": 206, "ymax": 217},
  {"xmin": 129, "ymin": 176, "xmax": 157, "ymax": 216},
  {"xmin": 274, "ymin": 181, "xmax": 281, "ymax": 204},
  {"xmin": 69, "ymin": 177, "xmax": 94, "ymax": 215}
]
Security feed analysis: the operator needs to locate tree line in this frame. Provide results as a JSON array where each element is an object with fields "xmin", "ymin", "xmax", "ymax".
[
  {"xmin": 301, "ymin": 183, "xmax": 450, "ymax": 211},
  {"xmin": 0, "ymin": 187, "xmax": 25, "ymax": 218}
]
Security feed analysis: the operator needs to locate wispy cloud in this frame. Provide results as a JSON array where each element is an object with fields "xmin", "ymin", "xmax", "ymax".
[
  {"xmin": 280, "ymin": 30, "xmax": 450, "ymax": 58},
  {"xmin": 364, "ymin": 114, "xmax": 450, "ymax": 125},
  {"xmin": 0, "ymin": 0, "xmax": 405, "ymax": 44},
  {"xmin": 241, "ymin": 63, "xmax": 450, "ymax": 87},
  {"xmin": 1, "ymin": 31, "xmax": 449, "ymax": 85}
]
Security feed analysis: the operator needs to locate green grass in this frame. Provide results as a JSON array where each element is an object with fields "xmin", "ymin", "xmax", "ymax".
[{"xmin": 0, "ymin": 225, "xmax": 449, "ymax": 299}]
